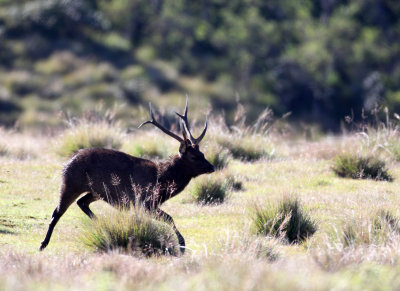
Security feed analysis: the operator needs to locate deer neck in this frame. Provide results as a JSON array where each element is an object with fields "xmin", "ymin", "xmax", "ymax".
[{"xmin": 157, "ymin": 155, "xmax": 192, "ymax": 203}]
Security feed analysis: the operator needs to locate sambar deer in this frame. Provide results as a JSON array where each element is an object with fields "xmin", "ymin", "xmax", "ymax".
[{"xmin": 40, "ymin": 97, "xmax": 215, "ymax": 253}]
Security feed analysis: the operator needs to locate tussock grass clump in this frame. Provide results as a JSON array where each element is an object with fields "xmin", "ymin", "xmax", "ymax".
[
  {"xmin": 122, "ymin": 132, "xmax": 174, "ymax": 159},
  {"xmin": 332, "ymin": 154, "xmax": 392, "ymax": 181},
  {"xmin": 190, "ymin": 174, "xmax": 230, "ymax": 204},
  {"xmin": 339, "ymin": 210, "xmax": 400, "ymax": 247},
  {"xmin": 80, "ymin": 206, "xmax": 180, "ymax": 257},
  {"xmin": 218, "ymin": 136, "xmax": 273, "ymax": 162},
  {"xmin": 250, "ymin": 197, "xmax": 317, "ymax": 243},
  {"xmin": 55, "ymin": 118, "xmax": 124, "ymax": 157},
  {"xmin": 218, "ymin": 233, "xmax": 279, "ymax": 261},
  {"xmin": 205, "ymin": 144, "xmax": 230, "ymax": 170}
]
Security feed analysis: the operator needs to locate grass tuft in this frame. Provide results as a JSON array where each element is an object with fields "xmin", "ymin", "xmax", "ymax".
[
  {"xmin": 217, "ymin": 135, "xmax": 273, "ymax": 162},
  {"xmin": 190, "ymin": 174, "xmax": 230, "ymax": 205},
  {"xmin": 122, "ymin": 132, "xmax": 174, "ymax": 159},
  {"xmin": 250, "ymin": 196, "xmax": 317, "ymax": 243},
  {"xmin": 332, "ymin": 154, "xmax": 392, "ymax": 181},
  {"xmin": 205, "ymin": 144, "xmax": 230, "ymax": 170},
  {"xmin": 339, "ymin": 210, "xmax": 400, "ymax": 247},
  {"xmin": 55, "ymin": 118, "xmax": 124, "ymax": 157},
  {"xmin": 80, "ymin": 206, "xmax": 180, "ymax": 257}
]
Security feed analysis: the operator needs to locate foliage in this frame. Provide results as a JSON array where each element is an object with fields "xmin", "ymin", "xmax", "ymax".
[
  {"xmin": 250, "ymin": 197, "xmax": 317, "ymax": 243},
  {"xmin": 80, "ymin": 206, "xmax": 180, "ymax": 257},
  {"xmin": 332, "ymin": 154, "xmax": 392, "ymax": 181},
  {"xmin": 1, "ymin": 1, "xmax": 400, "ymax": 129}
]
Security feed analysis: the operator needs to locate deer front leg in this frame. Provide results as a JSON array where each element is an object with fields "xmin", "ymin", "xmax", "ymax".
[{"xmin": 155, "ymin": 208, "xmax": 185, "ymax": 254}]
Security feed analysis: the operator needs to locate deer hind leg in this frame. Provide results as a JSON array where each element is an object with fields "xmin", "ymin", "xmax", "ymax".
[
  {"xmin": 77, "ymin": 193, "xmax": 97, "ymax": 219},
  {"xmin": 39, "ymin": 193, "xmax": 76, "ymax": 251},
  {"xmin": 156, "ymin": 209, "xmax": 185, "ymax": 255}
]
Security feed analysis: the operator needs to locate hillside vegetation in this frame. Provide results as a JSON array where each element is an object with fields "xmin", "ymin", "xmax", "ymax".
[{"xmin": 1, "ymin": 0, "xmax": 400, "ymax": 130}]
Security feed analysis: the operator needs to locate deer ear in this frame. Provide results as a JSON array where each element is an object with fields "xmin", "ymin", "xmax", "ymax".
[{"xmin": 179, "ymin": 143, "xmax": 187, "ymax": 154}]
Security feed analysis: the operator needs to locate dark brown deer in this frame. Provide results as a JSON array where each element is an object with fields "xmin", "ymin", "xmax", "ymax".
[{"xmin": 39, "ymin": 97, "xmax": 215, "ymax": 253}]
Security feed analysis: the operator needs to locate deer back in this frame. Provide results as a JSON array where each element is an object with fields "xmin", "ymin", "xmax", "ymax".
[{"xmin": 63, "ymin": 148, "xmax": 159, "ymax": 206}]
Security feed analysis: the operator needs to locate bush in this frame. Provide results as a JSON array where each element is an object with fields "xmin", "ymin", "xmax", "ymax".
[
  {"xmin": 80, "ymin": 206, "xmax": 180, "ymax": 257},
  {"xmin": 332, "ymin": 154, "xmax": 392, "ymax": 181},
  {"xmin": 55, "ymin": 117, "xmax": 124, "ymax": 157},
  {"xmin": 190, "ymin": 174, "xmax": 230, "ymax": 205},
  {"xmin": 250, "ymin": 197, "xmax": 317, "ymax": 243}
]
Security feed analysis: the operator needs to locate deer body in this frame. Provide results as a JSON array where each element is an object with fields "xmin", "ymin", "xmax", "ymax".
[{"xmin": 40, "ymin": 98, "xmax": 214, "ymax": 253}]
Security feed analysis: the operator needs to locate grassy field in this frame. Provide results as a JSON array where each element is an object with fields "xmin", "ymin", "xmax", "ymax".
[{"xmin": 2, "ymin": 121, "xmax": 400, "ymax": 290}]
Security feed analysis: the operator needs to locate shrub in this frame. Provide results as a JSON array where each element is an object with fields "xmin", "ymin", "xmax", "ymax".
[
  {"xmin": 190, "ymin": 174, "xmax": 230, "ymax": 205},
  {"xmin": 332, "ymin": 154, "xmax": 392, "ymax": 181},
  {"xmin": 80, "ymin": 206, "xmax": 180, "ymax": 257},
  {"xmin": 55, "ymin": 118, "xmax": 124, "ymax": 157},
  {"xmin": 250, "ymin": 197, "xmax": 317, "ymax": 243}
]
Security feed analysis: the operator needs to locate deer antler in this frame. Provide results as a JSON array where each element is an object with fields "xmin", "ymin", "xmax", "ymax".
[
  {"xmin": 139, "ymin": 103, "xmax": 184, "ymax": 144},
  {"xmin": 175, "ymin": 95, "xmax": 208, "ymax": 145}
]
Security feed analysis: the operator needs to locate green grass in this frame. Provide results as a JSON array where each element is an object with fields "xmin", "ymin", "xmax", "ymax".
[
  {"xmin": 4, "ymin": 132, "xmax": 400, "ymax": 289},
  {"xmin": 250, "ymin": 196, "xmax": 317, "ymax": 243},
  {"xmin": 80, "ymin": 206, "xmax": 180, "ymax": 256},
  {"xmin": 190, "ymin": 174, "xmax": 230, "ymax": 204},
  {"xmin": 332, "ymin": 154, "xmax": 393, "ymax": 181}
]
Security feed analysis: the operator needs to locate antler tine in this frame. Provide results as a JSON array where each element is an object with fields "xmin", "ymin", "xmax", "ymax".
[
  {"xmin": 193, "ymin": 115, "xmax": 208, "ymax": 145},
  {"xmin": 139, "ymin": 102, "xmax": 184, "ymax": 143},
  {"xmin": 175, "ymin": 95, "xmax": 208, "ymax": 145},
  {"xmin": 175, "ymin": 95, "xmax": 197, "ymax": 142}
]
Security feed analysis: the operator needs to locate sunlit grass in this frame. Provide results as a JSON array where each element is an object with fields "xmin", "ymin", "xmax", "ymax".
[
  {"xmin": 80, "ymin": 206, "xmax": 180, "ymax": 257},
  {"xmin": 3, "ymin": 127, "xmax": 400, "ymax": 290},
  {"xmin": 250, "ymin": 196, "xmax": 317, "ymax": 243},
  {"xmin": 332, "ymin": 154, "xmax": 392, "ymax": 181},
  {"xmin": 55, "ymin": 119, "xmax": 125, "ymax": 157}
]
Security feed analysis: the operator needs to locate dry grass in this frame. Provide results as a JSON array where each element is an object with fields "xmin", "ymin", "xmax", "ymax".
[
  {"xmin": 0, "ymin": 128, "xmax": 42, "ymax": 160},
  {"xmin": 4, "ymin": 115, "xmax": 400, "ymax": 290},
  {"xmin": 54, "ymin": 113, "xmax": 125, "ymax": 157},
  {"xmin": 122, "ymin": 131, "xmax": 175, "ymax": 159}
]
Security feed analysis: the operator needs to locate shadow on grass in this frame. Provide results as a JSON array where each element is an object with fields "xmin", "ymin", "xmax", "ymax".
[{"xmin": 0, "ymin": 228, "xmax": 16, "ymax": 235}]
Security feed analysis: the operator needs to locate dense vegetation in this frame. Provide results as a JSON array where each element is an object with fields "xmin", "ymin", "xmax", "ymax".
[{"xmin": 1, "ymin": 0, "xmax": 400, "ymax": 130}]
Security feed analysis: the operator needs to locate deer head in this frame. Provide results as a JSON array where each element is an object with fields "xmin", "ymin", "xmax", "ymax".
[{"xmin": 139, "ymin": 96, "xmax": 215, "ymax": 176}]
